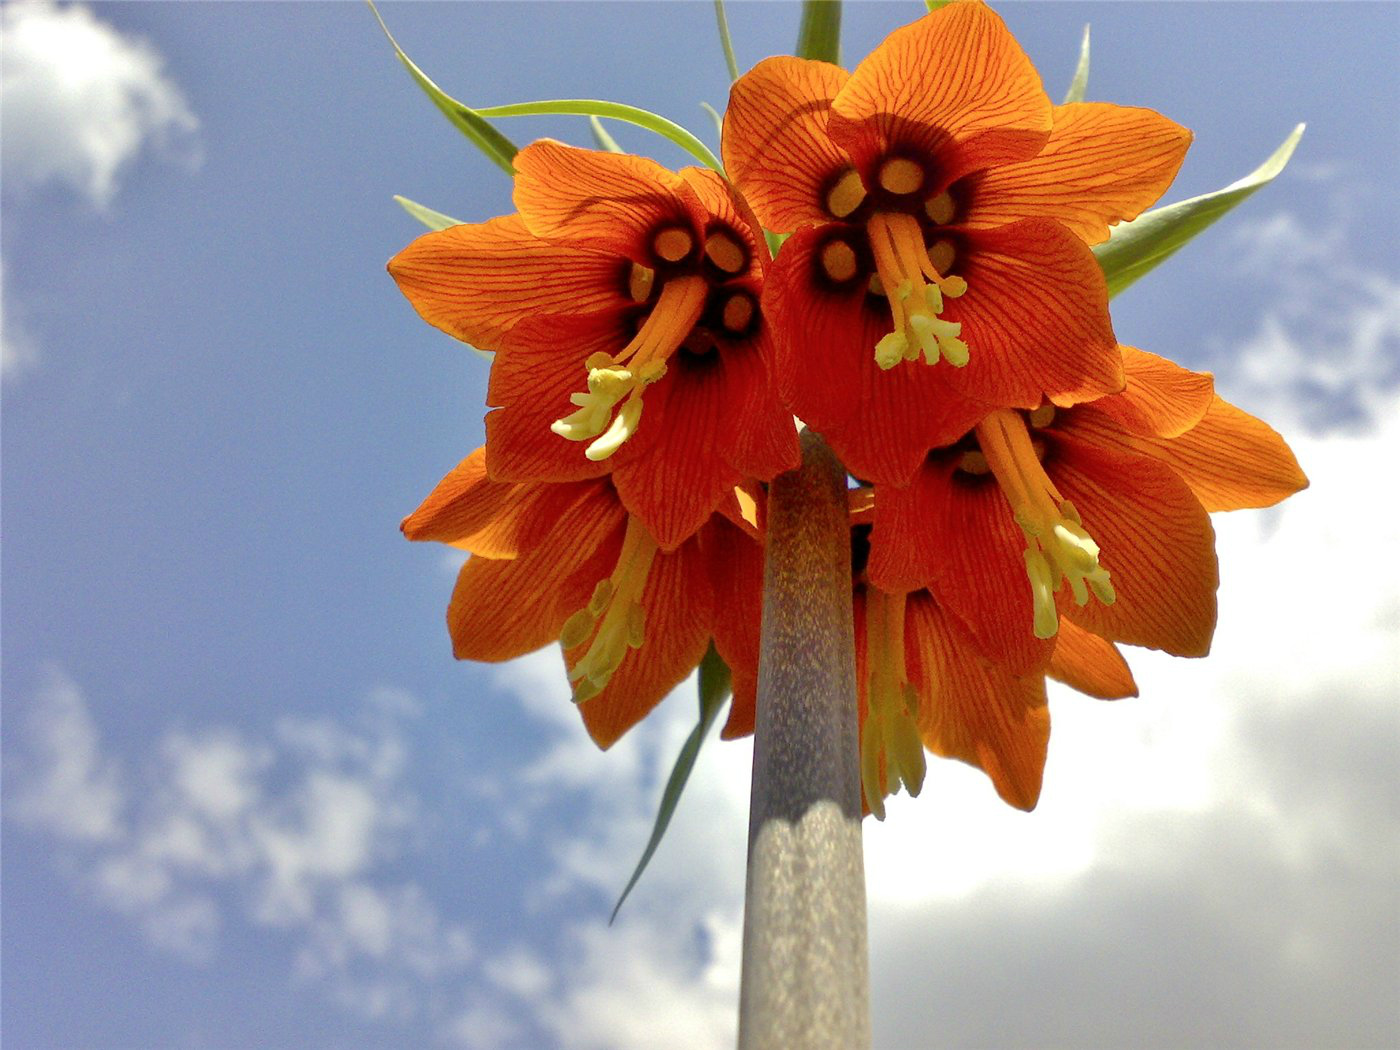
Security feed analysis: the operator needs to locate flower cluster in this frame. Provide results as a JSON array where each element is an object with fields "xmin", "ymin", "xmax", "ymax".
[{"xmin": 391, "ymin": 1, "xmax": 1305, "ymax": 812}]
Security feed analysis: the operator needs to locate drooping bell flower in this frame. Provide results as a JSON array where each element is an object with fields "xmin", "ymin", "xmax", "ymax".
[
  {"xmin": 848, "ymin": 499, "xmax": 1138, "ymax": 815},
  {"xmin": 400, "ymin": 447, "xmax": 764, "ymax": 747},
  {"xmin": 389, "ymin": 141, "xmax": 798, "ymax": 550},
  {"xmin": 723, "ymin": 0, "xmax": 1190, "ymax": 483},
  {"xmin": 866, "ymin": 347, "xmax": 1308, "ymax": 676}
]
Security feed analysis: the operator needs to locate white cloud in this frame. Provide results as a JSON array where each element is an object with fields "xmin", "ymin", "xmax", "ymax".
[
  {"xmin": 1, "ymin": 0, "xmax": 199, "ymax": 208},
  {"xmin": 1, "ymin": 255, "xmax": 39, "ymax": 381}
]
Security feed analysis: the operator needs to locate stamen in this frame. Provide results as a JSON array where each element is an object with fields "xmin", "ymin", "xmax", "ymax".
[
  {"xmin": 976, "ymin": 410, "xmax": 1115, "ymax": 639},
  {"xmin": 721, "ymin": 293, "xmax": 755, "ymax": 334},
  {"xmin": 861, "ymin": 588, "xmax": 925, "ymax": 821},
  {"xmin": 652, "ymin": 227, "xmax": 694, "ymax": 264},
  {"xmin": 551, "ymin": 276, "xmax": 708, "ymax": 459},
  {"xmin": 820, "ymin": 239, "xmax": 858, "ymax": 283},
  {"xmin": 924, "ymin": 191, "xmax": 955, "ymax": 225},
  {"xmin": 825, "ymin": 169, "xmax": 867, "ymax": 219},
  {"xmin": 878, "ymin": 157, "xmax": 924, "ymax": 196},
  {"xmin": 704, "ymin": 231, "xmax": 746, "ymax": 274},
  {"xmin": 567, "ymin": 516, "xmax": 659, "ymax": 703},
  {"xmin": 627, "ymin": 263, "xmax": 655, "ymax": 303},
  {"xmin": 866, "ymin": 212, "xmax": 969, "ymax": 370}
]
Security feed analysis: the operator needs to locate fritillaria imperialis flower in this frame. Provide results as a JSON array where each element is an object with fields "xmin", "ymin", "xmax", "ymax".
[
  {"xmin": 400, "ymin": 447, "xmax": 764, "ymax": 746},
  {"xmin": 723, "ymin": 0, "xmax": 1191, "ymax": 483},
  {"xmin": 865, "ymin": 348, "xmax": 1308, "ymax": 678},
  {"xmin": 389, "ymin": 142, "xmax": 797, "ymax": 550}
]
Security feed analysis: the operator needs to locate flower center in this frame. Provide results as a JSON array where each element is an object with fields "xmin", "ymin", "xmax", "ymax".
[
  {"xmin": 704, "ymin": 230, "xmax": 747, "ymax": 275},
  {"xmin": 825, "ymin": 168, "xmax": 867, "ymax": 219},
  {"xmin": 860, "ymin": 587, "xmax": 925, "ymax": 821},
  {"xmin": 561, "ymin": 515, "xmax": 659, "ymax": 703},
  {"xmin": 550, "ymin": 275, "xmax": 709, "ymax": 461},
  {"xmin": 877, "ymin": 157, "xmax": 924, "ymax": 196},
  {"xmin": 975, "ymin": 409, "xmax": 1115, "ymax": 639},
  {"xmin": 866, "ymin": 211, "xmax": 969, "ymax": 370}
]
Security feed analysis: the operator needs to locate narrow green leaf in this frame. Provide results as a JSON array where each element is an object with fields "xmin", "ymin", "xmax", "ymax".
[
  {"xmin": 474, "ymin": 99, "xmax": 724, "ymax": 172},
  {"xmin": 589, "ymin": 115, "xmax": 624, "ymax": 154},
  {"xmin": 393, "ymin": 194, "xmax": 463, "ymax": 232},
  {"xmin": 367, "ymin": 1, "xmax": 518, "ymax": 175},
  {"xmin": 700, "ymin": 101, "xmax": 724, "ymax": 147},
  {"xmin": 796, "ymin": 1, "xmax": 841, "ymax": 64},
  {"xmin": 1063, "ymin": 25, "xmax": 1091, "ymax": 104},
  {"xmin": 1095, "ymin": 123, "xmax": 1305, "ymax": 298},
  {"xmin": 611, "ymin": 644, "xmax": 732, "ymax": 924},
  {"xmin": 924, "ymin": 1, "xmax": 954, "ymax": 12},
  {"xmin": 714, "ymin": 0, "xmax": 742, "ymax": 83}
]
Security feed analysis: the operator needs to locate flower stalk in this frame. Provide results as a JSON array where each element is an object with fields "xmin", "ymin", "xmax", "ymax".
[{"xmin": 738, "ymin": 427, "xmax": 869, "ymax": 1050}]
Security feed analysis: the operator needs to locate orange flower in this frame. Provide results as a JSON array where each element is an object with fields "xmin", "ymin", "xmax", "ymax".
[
  {"xmin": 722, "ymin": 1, "xmax": 1190, "ymax": 483},
  {"xmin": 848, "ymin": 498, "xmax": 1137, "ymax": 814},
  {"xmin": 865, "ymin": 347, "xmax": 1308, "ymax": 676},
  {"xmin": 401, "ymin": 447, "xmax": 764, "ymax": 747},
  {"xmin": 389, "ymin": 141, "xmax": 798, "ymax": 550}
]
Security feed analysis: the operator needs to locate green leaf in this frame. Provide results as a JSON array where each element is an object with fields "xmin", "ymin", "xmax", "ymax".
[
  {"xmin": 394, "ymin": 194, "xmax": 463, "ymax": 231},
  {"xmin": 611, "ymin": 644, "xmax": 732, "ymax": 924},
  {"xmin": 1094, "ymin": 123, "xmax": 1305, "ymax": 299},
  {"xmin": 474, "ymin": 99, "xmax": 724, "ymax": 172},
  {"xmin": 796, "ymin": 1, "xmax": 841, "ymax": 64},
  {"xmin": 700, "ymin": 101, "xmax": 724, "ymax": 147},
  {"xmin": 368, "ymin": 1, "xmax": 518, "ymax": 175},
  {"xmin": 588, "ymin": 115, "xmax": 624, "ymax": 154},
  {"xmin": 1063, "ymin": 25, "xmax": 1091, "ymax": 105},
  {"xmin": 924, "ymin": 1, "xmax": 954, "ymax": 12},
  {"xmin": 714, "ymin": 0, "xmax": 741, "ymax": 83}
]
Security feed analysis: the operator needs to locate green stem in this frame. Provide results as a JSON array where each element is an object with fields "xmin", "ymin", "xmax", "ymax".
[{"xmin": 738, "ymin": 428, "xmax": 869, "ymax": 1050}]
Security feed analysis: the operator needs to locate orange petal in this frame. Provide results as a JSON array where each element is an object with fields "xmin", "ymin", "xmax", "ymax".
[
  {"xmin": 388, "ymin": 214, "xmax": 624, "ymax": 349},
  {"xmin": 1050, "ymin": 434, "xmax": 1218, "ymax": 657},
  {"xmin": 610, "ymin": 353, "xmax": 747, "ymax": 551},
  {"xmin": 905, "ymin": 591, "xmax": 1050, "ymax": 811},
  {"xmin": 828, "ymin": 3, "xmax": 1051, "ymax": 189},
  {"xmin": 958, "ymin": 102, "xmax": 1191, "ymax": 244},
  {"xmin": 1047, "ymin": 619, "xmax": 1138, "ymax": 700},
  {"xmin": 679, "ymin": 167, "xmax": 767, "ymax": 276},
  {"xmin": 1090, "ymin": 346, "xmax": 1215, "ymax": 439},
  {"xmin": 448, "ymin": 516, "xmax": 623, "ymax": 662},
  {"xmin": 513, "ymin": 140, "xmax": 706, "ymax": 263},
  {"xmin": 708, "ymin": 517, "xmax": 765, "ymax": 740},
  {"xmin": 870, "ymin": 456, "xmax": 1056, "ymax": 676},
  {"xmin": 714, "ymin": 322, "xmax": 801, "ymax": 481},
  {"xmin": 942, "ymin": 218, "xmax": 1122, "ymax": 409},
  {"xmin": 401, "ymin": 448, "xmax": 514, "ymax": 547},
  {"xmin": 723, "ymin": 56, "xmax": 852, "ymax": 233},
  {"xmin": 574, "ymin": 535, "xmax": 714, "ymax": 748}
]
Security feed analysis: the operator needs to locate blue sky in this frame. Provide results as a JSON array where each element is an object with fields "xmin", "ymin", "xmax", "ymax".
[{"xmin": 3, "ymin": 2, "xmax": 1398, "ymax": 1048}]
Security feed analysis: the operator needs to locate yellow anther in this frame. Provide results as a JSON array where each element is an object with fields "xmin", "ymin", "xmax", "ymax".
[
  {"xmin": 627, "ymin": 263, "xmax": 655, "ymax": 303},
  {"xmin": 820, "ymin": 239, "xmax": 858, "ymax": 283},
  {"xmin": 924, "ymin": 190, "xmax": 955, "ymax": 225},
  {"xmin": 867, "ymin": 211, "xmax": 969, "ymax": 370},
  {"xmin": 861, "ymin": 588, "xmax": 925, "ymax": 821},
  {"xmin": 704, "ymin": 231, "xmax": 746, "ymax": 274},
  {"xmin": 878, "ymin": 157, "xmax": 924, "ymax": 195},
  {"xmin": 567, "ymin": 517, "xmax": 660, "ymax": 702},
  {"xmin": 721, "ymin": 293, "xmax": 755, "ymax": 334},
  {"xmin": 976, "ymin": 410, "xmax": 1115, "ymax": 640},
  {"xmin": 653, "ymin": 227, "xmax": 694, "ymax": 263},
  {"xmin": 585, "ymin": 397, "xmax": 644, "ymax": 461},
  {"xmin": 926, "ymin": 238, "xmax": 955, "ymax": 277},
  {"xmin": 825, "ymin": 168, "xmax": 867, "ymax": 219}
]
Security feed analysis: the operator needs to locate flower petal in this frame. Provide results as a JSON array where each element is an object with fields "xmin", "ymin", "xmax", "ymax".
[
  {"xmin": 1050, "ymin": 434, "xmax": 1219, "ymax": 657},
  {"xmin": 513, "ymin": 140, "xmax": 706, "ymax": 262},
  {"xmin": 828, "ymin": 3, "xmax": 1051, "ymax": 189},
  {"xmin": 870, "ymin": 456, "xmax": 1055, "ymax": 676},
  {"xmin": 958, "ymin": 102, "xmax": 1191, "ymax": 244},
  {"xmin": 388, "ymin": 214, "xmax": 625, "ymax": 348},
  {"xmin": 707, "ymin": 517, "xmax": 765, "ymax": 741},
  {"xmin": 906, "ymin": 591, "xmax": 1051, "ymax": 811},
  {"xmin": 723, "ymin": 56, "xmax": 852, "ymax": 233},
  {"xmin": 716, "ymin": 324, "xmax": 801, "ymax": 481},
  {"xmin": 1090, "ymin": 345, "xmax": 1214, "ymax": 439},
  {"xmin": 573, "ymin": 536, "xmax": 714, "ymax": 748},
  {"xmin": 942, "ymin": 219, "xmax": 1122, "ymax": 408},
  {"xmin": 679, "ymin": 167, "xmax": 768, "ymax": 276},
  {"xmin": 1047, "ymin": 618, "xmax": 1138, "ymax": 700}
]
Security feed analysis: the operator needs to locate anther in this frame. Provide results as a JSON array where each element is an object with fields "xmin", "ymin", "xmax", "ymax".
[
  {"xmin": 704, "ymin": 231, "xmax": 746, "ymax": 274},
  {"xmin": 878, "ymin": 157, "xmax": 924, "ymax": 196},
  {"xmin": 721, "ymin": 293, "xmax": 755, "ymax": 334},
  {"xmin": 627, "ymin": 263, "xmax": 655, "ymax": 303},
  {"xmin": 820, "ymin": 239, "xmax": 858, "ymax": 283},
  {"xmin": 652, "ymin": 227, "xmax": 694, "ymax": 263},
  {"xmin": 924, "ymin": 191, "xmax": 955, "ymax": 225},
  {"xmin": 825, "ymin": 169, "xmax": 867, "ymax": 219}
]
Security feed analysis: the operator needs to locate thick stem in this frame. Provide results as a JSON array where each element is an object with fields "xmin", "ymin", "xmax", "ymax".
[{"xmin": 737, "ymin": 428, "xmax": 869, "ymax": 1050}]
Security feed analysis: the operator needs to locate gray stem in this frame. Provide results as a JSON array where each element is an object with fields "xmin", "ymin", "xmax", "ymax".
[{"xmin": 737, "ymin": 428, "xmax": 869, "ymax": 1050}]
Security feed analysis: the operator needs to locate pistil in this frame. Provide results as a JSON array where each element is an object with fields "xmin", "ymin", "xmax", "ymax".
[
  {"xmin": 551, "ymin": 275, "xmax": 708, "ymax": 460},
  {"xmin": 975, "ymin": 410, "xmax": 1115, "ymax": 639},
  {"xmin": 562, "ymin": 515, "xmax": 659, "ymax": 702},
  {"xmin": 861, "ymin": 587, "xmax": 925, "ymax": 820},
  {"xmin": 866, "ymin": 212, "xmax": 969, "ymax": 370}
]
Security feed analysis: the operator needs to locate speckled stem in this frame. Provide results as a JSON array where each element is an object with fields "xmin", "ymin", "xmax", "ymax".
[{"xmin": 737, "ymin": 428, "xmax": 869, "ymax": 1050}]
